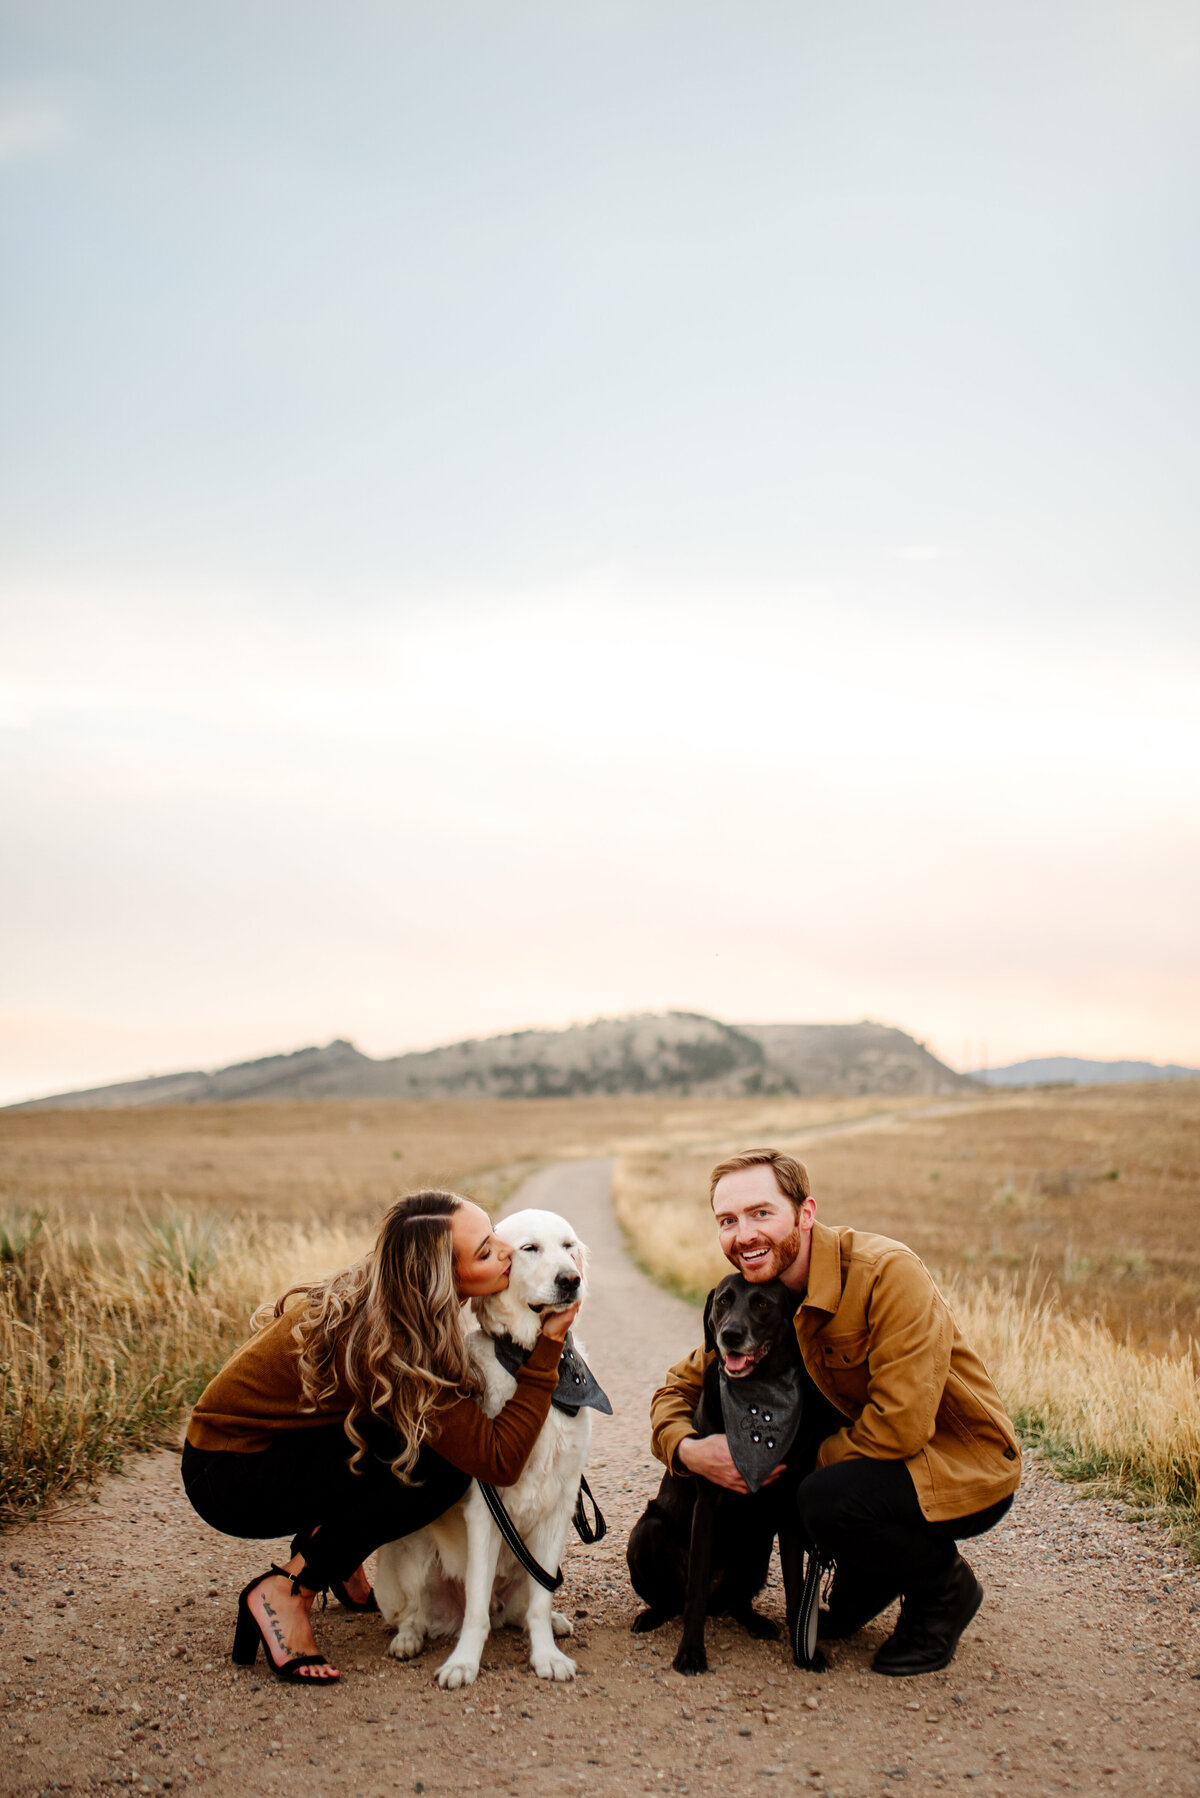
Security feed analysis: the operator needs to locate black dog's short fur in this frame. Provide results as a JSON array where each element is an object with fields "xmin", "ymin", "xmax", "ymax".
[{"xmin": 627, "ymin": 1273, "xmax": 841, "ymax": 1675}]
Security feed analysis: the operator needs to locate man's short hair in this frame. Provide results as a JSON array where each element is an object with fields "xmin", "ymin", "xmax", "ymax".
[{"xmin": 709, "ymin": 1148, "xmax": 811, "ymax": 1211}]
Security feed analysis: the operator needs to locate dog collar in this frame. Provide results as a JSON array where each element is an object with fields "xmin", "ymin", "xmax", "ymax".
[
  {"xmin": 719, "ymin": 1363, "xmax": 805, "ymax": 1493},
  {"xmin": 493, "ymin": 1331, "xmax": 613, "ymax": 1418}
]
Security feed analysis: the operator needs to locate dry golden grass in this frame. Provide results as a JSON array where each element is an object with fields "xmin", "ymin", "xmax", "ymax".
[
  {"xmin": 613, "ymin": 1083, "xmax": 1200, "ymax": 1349},
  {"xmin": 6, "ymin": 1084, "xmax": 1198, "ymax": 1538},
  {"xmin": 945, "ymin": 1272, "xmax": 1200, "ymax": 1543},
  {"xmin": 5, "ymin": 1091, "xmax": 871, "ymax": 1521},
  {"xmin": 0, "ymin": 1092, "xmax": 938, "ymax": 1228},
  {"xmin": 0, "ymin": 1094, "xmax": 709, "ymax": 1229},
  {"xmin": 1, "ymin": 1211, "xmax": 371, "ymax": 1522},
  {"xmin": 611, "ymin": 1082, "xmax": 1200, "ymax": 1548},
  {"xmin": 0, "ymin": 1094, "xmax": 677, "ymax": 1523}
]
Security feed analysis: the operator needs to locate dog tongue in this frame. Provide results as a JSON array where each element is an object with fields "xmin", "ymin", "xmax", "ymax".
[{"xmin": 723, "ymin": 1352, "xmax": 754, "ymax": 1375}]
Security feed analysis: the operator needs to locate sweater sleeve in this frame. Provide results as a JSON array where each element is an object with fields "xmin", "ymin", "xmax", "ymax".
[
  {"xmin": 426, "ymin": 1331, "xmax": 565, "ymax": 1485},
  {"xmin": 648, "ymin": 1344, "xmax": 709, "ymax": 1475}
]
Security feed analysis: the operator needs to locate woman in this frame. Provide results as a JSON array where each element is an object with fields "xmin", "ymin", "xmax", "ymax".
[{"xmin": 181, "ymin": 1190, "xmax": 578, "ymax": 1684}]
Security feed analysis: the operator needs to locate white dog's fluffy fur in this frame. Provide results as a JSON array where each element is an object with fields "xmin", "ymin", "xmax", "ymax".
[{"xmin": 374, "ymin": 1208, "xmax": 596, "ymax": 1689}]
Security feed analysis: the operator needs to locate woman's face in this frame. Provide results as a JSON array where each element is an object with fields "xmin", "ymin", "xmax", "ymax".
[{"xmin": 450, "ymin": 1201, "xmax": 513, "ymax": 1299}]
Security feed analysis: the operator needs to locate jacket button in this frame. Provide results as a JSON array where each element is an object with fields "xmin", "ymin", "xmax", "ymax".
[
  {"xmin": 1004, "ymin": 1446, "xmax": 1016, "ymax": 1460},
  {"xmin": 842, "ymin": 1354, "xmax": 850, "ymax": 1363}
]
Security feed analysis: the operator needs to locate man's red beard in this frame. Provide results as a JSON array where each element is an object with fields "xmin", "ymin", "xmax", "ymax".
[{"xmin": 725, "ymin": 1218, "xmax": 804, "ymax": 1281}]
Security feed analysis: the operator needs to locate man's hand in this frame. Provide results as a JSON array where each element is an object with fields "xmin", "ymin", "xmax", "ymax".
[
  {"xmin": 676, "ymin": 1434, "xmax": 786, "ymax": 1494},
  {"xmin": 539, "ymin": 1301, "xmax": 582, "ymax": 1343}
]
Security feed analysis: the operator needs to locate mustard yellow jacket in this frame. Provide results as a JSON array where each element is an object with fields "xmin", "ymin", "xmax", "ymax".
[{"xmin": 649, "ymin": 1221, "xmax": 1021, "ymax": 1523}]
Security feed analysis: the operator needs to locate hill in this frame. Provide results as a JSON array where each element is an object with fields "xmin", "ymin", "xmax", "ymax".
[
  {"xmin": 12, "ymin": 1013, "xmax": 975, "ymax": 1108},
  {"xmin": 738, "ymin": 1022, "xmax": 968, "ymax": 1097},
  {"xmin": 971, "ymin": 1056, "xmax": 1200, "ymax": 1087}
]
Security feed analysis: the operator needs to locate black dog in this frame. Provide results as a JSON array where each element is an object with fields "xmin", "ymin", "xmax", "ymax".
[{"xmin": 627, "ymin": 1273, "xmax": 841, "ymax": 1675}]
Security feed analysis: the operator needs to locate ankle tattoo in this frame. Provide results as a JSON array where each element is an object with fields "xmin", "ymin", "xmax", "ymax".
[{"xmin": 260, "ymin": 1596, "xmax": 290, "ymax": 1654}]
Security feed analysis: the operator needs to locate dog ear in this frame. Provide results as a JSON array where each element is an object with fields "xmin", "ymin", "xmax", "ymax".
[{"xmin": 703, "ymin": 1287, "xmax": 719, "ymax": 1353}]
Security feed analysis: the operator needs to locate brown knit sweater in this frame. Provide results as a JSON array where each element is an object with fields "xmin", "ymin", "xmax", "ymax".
[{"xmin": 186, "ymin": 1309, "xmax": 564, "ymax": 1487}]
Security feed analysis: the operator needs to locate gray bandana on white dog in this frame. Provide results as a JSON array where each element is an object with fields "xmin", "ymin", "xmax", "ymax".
[
  {"xmin": 493, "ymin": 1331, "xmax": 613, "ymax": 1418},
  {"xmin": 719, "ymin": 1364, "xmax": 805, "ymax": 1494}
]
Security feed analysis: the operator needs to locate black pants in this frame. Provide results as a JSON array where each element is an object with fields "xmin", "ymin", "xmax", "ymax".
[
  {"xmin": 797, "ymin": 1459, "xmax": 1013, "ymax": 1594},
  {"xmin": 181, "ymin": 1426, "xmax": 470, "ymax": 1592}
]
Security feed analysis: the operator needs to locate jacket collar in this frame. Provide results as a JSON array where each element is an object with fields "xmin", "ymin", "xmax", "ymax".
[{"xmin": 800, "ymin": 1220, "xmax": 844, "ymax": 1315}]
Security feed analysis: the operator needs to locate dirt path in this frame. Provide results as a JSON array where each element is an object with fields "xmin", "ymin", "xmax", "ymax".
[{"xmin": 4, "ymin": 1157, "xmax": 1200, "ymax": 1798}]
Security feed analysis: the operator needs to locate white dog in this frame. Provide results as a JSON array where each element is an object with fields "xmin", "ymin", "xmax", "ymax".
[{"xmin": 374, "ymin": 1207, "xmax": 607, "ymax": 1689}]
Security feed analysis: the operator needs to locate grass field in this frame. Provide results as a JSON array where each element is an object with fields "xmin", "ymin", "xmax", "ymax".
[
  {"xmin": 613, "ymin": 1082, "xmax": 1200, "ymax": 1349},
  {"xmin": 0, "ymin": 1094, "xmax": 700, "ymax": 1228},
  {"xmin": 3, "ymin": 1093, "xmax": 911, "ymax": 1521},
  {"xmin": 3, "ymin": 1084, "xmax": 1198, "ymax": 1546},
  {"xmin": 0, "ymin": 1093, "xmax": 696, "ymax": 1523},
  {"xmin": 0, "ymin": 1091, "xmax": 933, "ymax": 1230},
  {"xmin": 612, "ymin": 1081, "xmax": 1200, "ymax": 1551}
]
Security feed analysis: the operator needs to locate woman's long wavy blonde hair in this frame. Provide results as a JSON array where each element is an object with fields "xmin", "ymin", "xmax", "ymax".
[{"xmin": 265, "ymin": 1190, "xmax": 481, "ymax": 1482}]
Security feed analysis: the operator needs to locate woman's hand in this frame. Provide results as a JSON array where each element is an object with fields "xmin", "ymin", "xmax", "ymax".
[{"xmin": 539, "ymin": 1301, "xmax": 582, "ymax": 1342}]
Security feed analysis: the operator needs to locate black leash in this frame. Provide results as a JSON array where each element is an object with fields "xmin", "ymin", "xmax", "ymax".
[
  {"xmin": 793, "ymin": 1552, "xmax": 833, "ymax": 1670},
  {"xmin": 572, "ymin": 1473, "xmax": 607, "ymax": 1545},
  {"xmin": 476, "ymin": 1475, "xmax": 608, "ymax": 1595}
]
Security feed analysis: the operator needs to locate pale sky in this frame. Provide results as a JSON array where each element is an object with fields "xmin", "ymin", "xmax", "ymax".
[{"xmin": 2, "ymin": 3, "xmax": 1198, "ymax": 1103}]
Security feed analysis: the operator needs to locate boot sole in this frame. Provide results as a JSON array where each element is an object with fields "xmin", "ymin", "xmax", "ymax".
[{"xmin": 871, "ymin": 1579, "xmax": 983, "ymax": 1677}]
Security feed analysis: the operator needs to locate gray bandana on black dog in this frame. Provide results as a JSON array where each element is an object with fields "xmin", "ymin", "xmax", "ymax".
[
  {"xmin": 492, "ymin": 1331, "xmax": 613, "ymax": 1418},
  {"xmin": 719, "ymin": 1364, "xmax": 805, "ymax": 1493}
]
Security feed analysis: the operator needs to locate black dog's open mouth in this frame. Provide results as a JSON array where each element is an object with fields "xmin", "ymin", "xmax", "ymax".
[{"xmin": 719, "ymin": 1343, "xmax": 769, "ymax": 1378}]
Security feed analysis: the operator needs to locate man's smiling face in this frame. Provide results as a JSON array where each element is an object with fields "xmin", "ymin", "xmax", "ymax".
[{"xmin": 712, "ymin": 1163, "xmax": 815, "ymax": 1285}]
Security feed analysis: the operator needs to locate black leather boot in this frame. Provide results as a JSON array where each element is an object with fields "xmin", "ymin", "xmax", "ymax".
[
  {"xmin": 871, "ymin": 1556, "xmax": 983, "ymax": 1676},
  {"xmin": 817, "ymin": 1570, "xmax": 902, "ymax": 1641}
]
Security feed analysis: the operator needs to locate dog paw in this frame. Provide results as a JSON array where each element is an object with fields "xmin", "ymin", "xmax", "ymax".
[
  {"xmin": 387, "ymin": 1625, "xmax": 426, "ymax": 1660},
  {"xmin": 531, "ymin": 1647, "xmax": 576, "ymax": 1682},
  {"xmin": 672, "ymin": 1644, "xmax": 708, "ymax": 1677},
  {"xmin": 436, "ymin": 1654, "xmax": 481, "ymax": 1690},
  {"xmin": 631, "ymin": 1609, "xmax": 668, "ymax": 1634},
  {"xmin": 550, "ymin": 1611, "xmax": 574, "ymax": 1639},
  {"xmin": 792, "ymin": 1646, "xmax": 828, "ymax": 1674}
]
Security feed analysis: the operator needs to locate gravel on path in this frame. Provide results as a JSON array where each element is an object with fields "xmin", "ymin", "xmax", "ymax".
[{"xmin": 3, "ymin": 1157, "xmax": 1199, "ymax": 1798}]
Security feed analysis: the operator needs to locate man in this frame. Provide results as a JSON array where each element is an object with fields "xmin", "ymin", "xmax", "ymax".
[{"xmin": 649, "ymin": 1148, "xmax": 1020, "ymax": 1676}]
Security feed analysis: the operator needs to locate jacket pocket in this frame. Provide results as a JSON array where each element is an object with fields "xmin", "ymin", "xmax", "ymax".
[{"xmin": 819, "ymin": 1331, "xmax": 870, "ymax": 1370}]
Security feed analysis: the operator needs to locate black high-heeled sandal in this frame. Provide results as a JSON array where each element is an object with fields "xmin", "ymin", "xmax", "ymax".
[
  {"xmin": 289, "ymin": 1532, "xmax": 379, "ymax": 1613},
  {"xmin": 231, "ymin": 1566, "xmax": 341, "ymax": 1683},
  {"xmin": 330, "ymin": 1577, "xmax": 379, "ymax": 1613}
]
